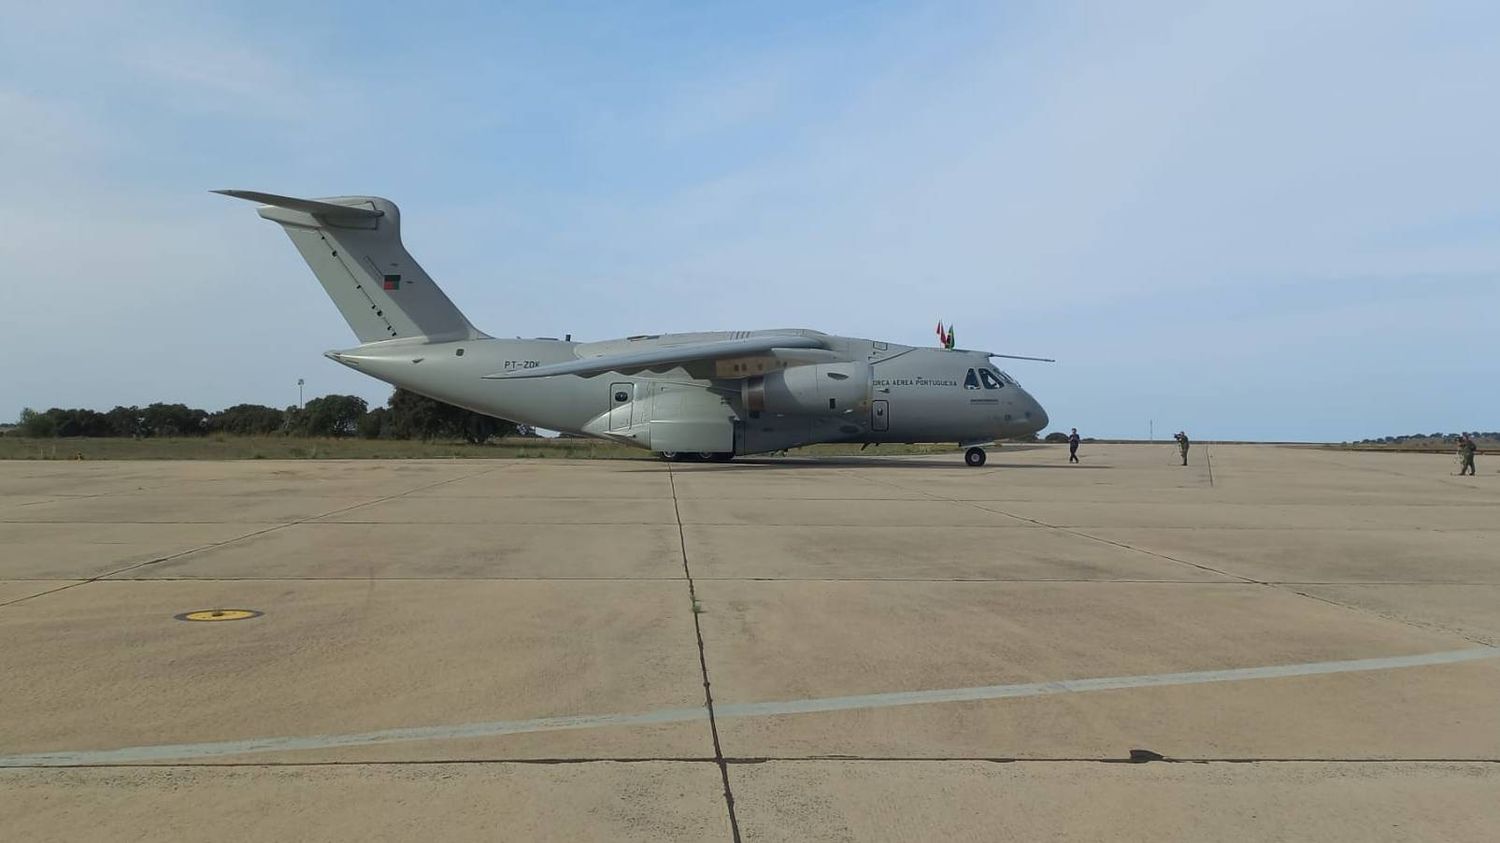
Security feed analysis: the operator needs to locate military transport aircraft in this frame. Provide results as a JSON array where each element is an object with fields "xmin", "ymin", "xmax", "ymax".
[{"xmin": 219, "ymin": 191, "xmax": 1050, "ymax": 466}]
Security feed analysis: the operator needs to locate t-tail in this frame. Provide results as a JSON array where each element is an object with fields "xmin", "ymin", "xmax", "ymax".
[{"xmin": 215, "ymin": 190, "xmax": 486, "ymax": 344}]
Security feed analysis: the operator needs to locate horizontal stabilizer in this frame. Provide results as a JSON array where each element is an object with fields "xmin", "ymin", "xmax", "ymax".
[
  {"xmin": 485, "ymin": 335, "xmax": 828, "ymax": 379},
  {"xmin": 213, "ymin": 189, "xmax": 384, "ymax": 221}
]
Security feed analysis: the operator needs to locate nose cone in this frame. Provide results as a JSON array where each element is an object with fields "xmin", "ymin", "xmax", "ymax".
[{"xmin": 1020, "ymin": 389, "xmax": 1048, "ymax": 434}]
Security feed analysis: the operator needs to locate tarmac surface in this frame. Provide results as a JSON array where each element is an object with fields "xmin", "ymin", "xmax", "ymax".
[{"xmin": 1, "ymin": 443, "xmax": 1496, "ymax": 841}]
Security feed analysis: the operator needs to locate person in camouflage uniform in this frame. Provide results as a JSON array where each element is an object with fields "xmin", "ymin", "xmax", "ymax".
[
  {"xmin": 1174, "ymin": 431, "xmax": 1190, "ymax": 466},
  {"xmin": 1457, "ymin": 433, "xmax": 1477, "ymax": 476}
]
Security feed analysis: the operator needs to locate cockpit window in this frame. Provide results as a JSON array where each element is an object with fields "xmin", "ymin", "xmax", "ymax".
[
  {"xmin": 963, "ymin": 369, "xmax": 982, "ymax": 390},
  {"xmin": 991, "ymin": 367, "xmax": 1018, "ymax": 386},
  {"xmin": 978, "ymin": 369, "xmax": 1004, "ymax": 390}
]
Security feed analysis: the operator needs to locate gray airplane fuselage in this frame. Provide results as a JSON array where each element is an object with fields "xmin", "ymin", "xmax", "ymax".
[{"xmin": 328, "ymin": 330, "xmax": 1048, "ymax": 455}]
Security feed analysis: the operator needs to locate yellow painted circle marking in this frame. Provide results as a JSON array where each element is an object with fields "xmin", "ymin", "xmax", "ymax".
[{"xmin": 175, "ymin": 609, "xmax": 263, "ymax": 622}]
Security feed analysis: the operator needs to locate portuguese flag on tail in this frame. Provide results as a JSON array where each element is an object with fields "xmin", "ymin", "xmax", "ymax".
[{"xmin": 383, "ymin": 274, "xmax": 401, "ymax": 291}]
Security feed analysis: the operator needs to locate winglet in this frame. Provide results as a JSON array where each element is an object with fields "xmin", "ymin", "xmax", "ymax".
[{"xmin": 213, "ymin": 189, "xmax": 384, "ymax": 220}]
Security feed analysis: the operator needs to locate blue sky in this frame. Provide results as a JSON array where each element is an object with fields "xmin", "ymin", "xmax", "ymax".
[{"xmin": 1, "ymin": 1, "xmax": 1495, "ymax": 441}]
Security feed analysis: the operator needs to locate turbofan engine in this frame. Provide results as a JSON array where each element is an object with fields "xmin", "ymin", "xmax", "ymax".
[{"xmin": 742, "ymin": 362, "xmax": 871, "ymax": 415}]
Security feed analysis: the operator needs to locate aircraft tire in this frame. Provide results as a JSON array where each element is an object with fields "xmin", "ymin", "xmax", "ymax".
[
  {"xmin": 964, "ymin": 447, "xmax": 987, "ymax": 467},
  {"xmin": 659, "ymin": 451, "xmax": 680, "ymax": 461}
]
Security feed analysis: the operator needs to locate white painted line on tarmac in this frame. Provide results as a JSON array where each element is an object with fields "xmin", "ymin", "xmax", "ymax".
[
  {"xmin": 714, "ymin": 646, "xmax": 1500, "ymax": 718},
  {"xmin": 2, "ymin": 646, "xmax": 1495, "ymax": 767},
  {"xmin": 0, "ymin": 707, "xmax": 711, "ymax": 767}
]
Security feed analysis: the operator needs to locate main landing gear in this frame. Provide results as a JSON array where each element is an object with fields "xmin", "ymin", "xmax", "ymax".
[
  {"xmin": 659, "ymin": 452, "xmax": 734, "ymax": 463},
  {"xmin": 964, "ymin": 446, "xmax": 988, "ymax": 467}
]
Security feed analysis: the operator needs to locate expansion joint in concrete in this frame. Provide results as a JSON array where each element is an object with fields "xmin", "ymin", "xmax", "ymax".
[
  {"xmin": 667, "ymin": 464, "xmax": 743, "ymax": 843},
  {"xmin": 720, "ymin": 756, "xmax": 1500, "ymax": 765},
  {"xmin": 8, "ymin": 757, "xmax": 1498, "ymax": 770}
]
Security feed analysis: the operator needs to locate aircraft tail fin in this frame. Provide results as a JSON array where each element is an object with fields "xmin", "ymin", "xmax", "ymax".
[{"xmin": 216, "ymin": 190, "xmax": 486, "ymax": 344}]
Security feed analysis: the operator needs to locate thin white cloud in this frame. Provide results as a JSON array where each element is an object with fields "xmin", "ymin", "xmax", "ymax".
[
  {"xmin": 123, "ymin": 39, "xmax": 317, "ymax": 119},
  {"xmin": 651, "ymin": 62, "xmax": 798, "ymax": 142}
]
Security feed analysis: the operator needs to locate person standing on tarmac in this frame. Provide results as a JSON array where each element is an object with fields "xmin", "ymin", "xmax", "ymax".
[
  {"xmin": 1458, "ymin": 433, "xmax": 1477, "ymax": 476},
  {"xmin": 1068, "ymin": 428, "xmax": 1081, "ymax": 463},
  {"xmin": 1174, "ymin": 431, "xmax": 1190, "ymax": 466}
]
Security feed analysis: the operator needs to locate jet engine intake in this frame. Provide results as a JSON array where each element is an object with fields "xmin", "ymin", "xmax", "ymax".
[{"xmin": 743, "ymin": 362, "xmax": 871, "ymax": 415}]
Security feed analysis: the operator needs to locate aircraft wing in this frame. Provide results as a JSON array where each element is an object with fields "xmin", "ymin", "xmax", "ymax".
[{"xmin": 484, "ymin": 335, "xmax": 829, "ymax": 379}]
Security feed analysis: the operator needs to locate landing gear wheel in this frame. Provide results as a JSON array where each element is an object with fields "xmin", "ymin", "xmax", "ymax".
[
  {"xmin": 964, "ymin": 447, "xmax": 987, "ymax": 467},
  {"xmin": 659, "ymin": 452, "xmax": 680, "ymax": 461}
]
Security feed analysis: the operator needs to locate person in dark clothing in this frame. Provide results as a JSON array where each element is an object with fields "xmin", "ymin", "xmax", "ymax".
[
  {"xmin": 1458, "ymin": 433, "xmax": 1477, "ymax": 476},
  {"xmin": 1068, "ymin": 428, "xmax": 1081, "ymax": 463},
  {"xmin": 1174, "ymin": 431, "xmax": 1190, "ymax": 466}
]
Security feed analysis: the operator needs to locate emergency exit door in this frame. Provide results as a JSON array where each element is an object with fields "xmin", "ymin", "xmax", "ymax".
[
  {"xmin": 871, "ymin": 400, "xmax": 889, "ymax": 432},
  {"xmin": 609, "ymin": 382, "xmax": 633, "ymax": 431}
]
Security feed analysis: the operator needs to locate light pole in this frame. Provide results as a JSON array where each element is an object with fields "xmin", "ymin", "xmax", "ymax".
[{"xmin": 297, "ymin": 378, "xmax": 304, "ymax": 409}]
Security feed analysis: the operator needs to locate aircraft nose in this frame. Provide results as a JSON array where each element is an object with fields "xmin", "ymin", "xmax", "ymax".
[{"xmin": 1014, "ymin": 388, "xmax": 1047, "ymax": 433}]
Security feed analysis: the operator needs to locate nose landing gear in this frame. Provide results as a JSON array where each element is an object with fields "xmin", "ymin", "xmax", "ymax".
[{"xmin": 964, "ymin": 446, "xmax": 987, "ymax": 467}]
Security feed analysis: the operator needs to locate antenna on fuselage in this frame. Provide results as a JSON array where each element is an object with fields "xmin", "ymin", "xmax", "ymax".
[{"xmin": 988, "ymin": 352, "xmax": 1056, "ymax": 363}]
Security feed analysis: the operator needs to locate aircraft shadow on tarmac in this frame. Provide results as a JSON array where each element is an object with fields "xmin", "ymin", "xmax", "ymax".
[{"xmin": 644, "ymin": 455, "xmax": 1115, "ymax": 471}]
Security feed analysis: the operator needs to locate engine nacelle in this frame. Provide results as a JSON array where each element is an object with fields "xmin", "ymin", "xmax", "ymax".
[{"xmin": 743, "ymin": 362, "xmax": 871, "ymax": 415}]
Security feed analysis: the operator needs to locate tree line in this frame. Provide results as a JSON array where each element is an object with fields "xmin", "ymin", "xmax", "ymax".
[
  {"xmin": 1353, "ymin": 431, "xmax": 1498, "ymax": 444},
  {"xmin": 13, "ymin": 390, "xmax": 526, "ymax": 444}
]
